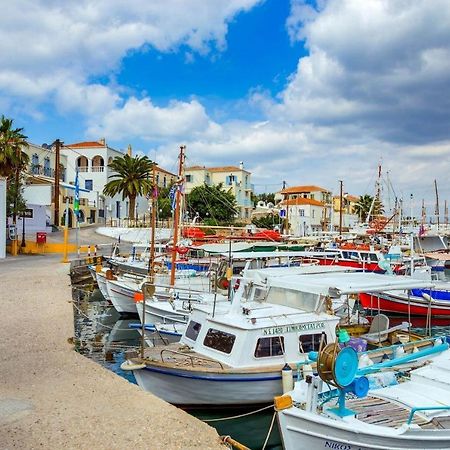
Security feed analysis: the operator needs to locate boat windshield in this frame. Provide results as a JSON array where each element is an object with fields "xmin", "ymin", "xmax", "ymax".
[{"xmin": 265, "ymin": 287, "xmax": 320, "ymax": 312}]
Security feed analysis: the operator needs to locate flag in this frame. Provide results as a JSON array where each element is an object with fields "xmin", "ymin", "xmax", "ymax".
[
  {"xmin": 169, "ymin": 185, "xmax": 177, "ymax": 211},
  {"xmin": 74, "ymin": 169, "xmax": 80, "ymax": 217},
  {"xmin": 153, "ymin": 183, "xmax": 159, "ymax": 199},
  {"xmin": 418, "ymin": 224, "xmax": 425, "ymax": 237}
]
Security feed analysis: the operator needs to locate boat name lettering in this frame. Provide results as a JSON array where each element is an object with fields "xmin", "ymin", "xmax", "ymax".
[
  {"xmin": 262, "ymin": 322, "xmax": 325, "ymax": 336},
  {"xmin": 324, "ymin": 442, "xmax": 351, "ymax": 450}
]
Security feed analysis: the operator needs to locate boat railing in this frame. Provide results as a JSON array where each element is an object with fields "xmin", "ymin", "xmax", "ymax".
[
  {"xmin": 407, "ymin": 406, "xmax": 450, "ymax": 424},
  {"xmin": 159, "ymin": 348, "xmax": 224, "ymax": 369}
]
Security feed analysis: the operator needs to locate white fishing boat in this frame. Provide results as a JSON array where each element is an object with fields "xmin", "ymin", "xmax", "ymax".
[
  {"xmin": 121, "ymin": 272, "xmax": 433, "ymax": 407},
  {"xmin": 277, "ymin": 338, "xmax": 450, "ymax": 450}
]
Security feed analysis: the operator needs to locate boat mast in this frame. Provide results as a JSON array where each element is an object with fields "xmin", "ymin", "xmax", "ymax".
[
  {"xmin": 170, "ymin": 145, "xmax": 185, "ymax": 286},
  {"xmin": 365, "ymin": 163, "xmax": 381, "ymax": 224},
  {"xmin": 339, "ymin": 180, "xmax": 343, "ymax": 239},
  {"xmin": 148, "ymin": 163, "xmax": 157, "ymax": 282},
  {"xmin": 434, "ymin": 179, "xmax": 440, "ymax": 230}
]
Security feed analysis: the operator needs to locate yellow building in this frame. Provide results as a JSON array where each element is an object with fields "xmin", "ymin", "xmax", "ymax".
[{"xmin": 184, "ymin": 162, "xmax": 253, "ymax": 220}]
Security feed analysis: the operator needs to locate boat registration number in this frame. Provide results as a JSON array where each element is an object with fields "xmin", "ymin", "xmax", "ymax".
[{"xmin": 262, "ymin": 321, "xmax": 325, "ymax": 336}]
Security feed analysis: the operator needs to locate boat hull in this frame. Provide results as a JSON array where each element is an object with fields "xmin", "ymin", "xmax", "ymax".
[
  {"xmin": 96, "ymin": 272, "xmax": 111, "ymax": 301},
  {"xmin": 106, "ymin": 279, "xmax": 138, "ymax": 314},
  {"xmin": 359, "ymin": 292, "xmax": 450, "ymax": 317},
  {"xmin": 132, "ymin": 364, "xmax": 286, "ymax": 406},
  {"xmin": 278, "ymin": 408, "xmax": 450, "ymax": 450}
]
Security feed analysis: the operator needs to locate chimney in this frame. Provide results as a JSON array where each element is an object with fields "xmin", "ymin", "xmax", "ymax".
[
  {"xmin": 99, "ymin": 137, "xmax": 106, "ymax": 146},
  {"xmin": 239, "ymin": 161, "xmax": 244, "ymax": 170},
  {"xmin": 127, "ymin": 144, "xmax": 132, "ymax": 156}
]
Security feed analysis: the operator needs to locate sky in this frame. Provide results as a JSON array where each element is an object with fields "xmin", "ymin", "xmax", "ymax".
[{"xmin": 1, "ymin": 0, "xmax": 450, "ymax": 214}]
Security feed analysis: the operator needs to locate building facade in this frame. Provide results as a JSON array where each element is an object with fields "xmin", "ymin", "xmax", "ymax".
[
  {"xmin": 277, "ymin": 185, "xmax": 332, "ymax": 235},
  {"xmin": 184, "ymin": 162, "xmax": 254, "ymax": 221},
  {"xmin": 332, "ymin": 194, "xmax": 360, "ymax": 229}
]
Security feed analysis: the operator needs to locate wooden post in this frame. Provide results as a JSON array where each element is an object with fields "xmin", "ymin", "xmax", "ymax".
[
  {"xmin": 54, "ymin": 139, "xmax": 61, "ymax": 226},
  {"xmin": 170, "ymin": 145, "xmax": 185, "ymax": 286}
]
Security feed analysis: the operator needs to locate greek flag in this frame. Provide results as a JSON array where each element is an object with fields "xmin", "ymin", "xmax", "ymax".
[
  {"xmin": 74, "ymin": 169, "xmax": 80, "ymax": 217},
  {"xmin": 169, "ymin": 185, "xmax": 177, "ymax": 211}
]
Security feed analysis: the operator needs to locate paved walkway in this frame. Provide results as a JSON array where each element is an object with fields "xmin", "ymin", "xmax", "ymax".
[{"xmin": 0, "ymin": 253, "xmax": 222, "ymax": 449}]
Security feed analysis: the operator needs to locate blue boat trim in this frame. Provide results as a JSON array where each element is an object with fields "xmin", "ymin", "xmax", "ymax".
[{"xmin": 141, "ymin": 365, "xmax": 297, "ymax": 382}]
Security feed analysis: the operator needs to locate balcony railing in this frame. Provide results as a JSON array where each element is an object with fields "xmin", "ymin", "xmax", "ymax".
[
  {"xmin": 78, "ymin": 166, "xmax": 89, "ymax": 172},
  {"xmin": 91, "ymin": 166, "xmax": 105, "ymax": 172},
  {"xmin": 30, "ymin": 164, "xmax": 65, "ymax": 181}
]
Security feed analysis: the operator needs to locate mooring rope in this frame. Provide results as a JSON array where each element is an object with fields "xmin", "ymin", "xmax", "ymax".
[
  {"xmin": 261, "ymin": 411, "xmax": 277, "ymax": 450},
  {"xmin": 202, "ymin": 404, "xmax": 274, "ymax": 422}
]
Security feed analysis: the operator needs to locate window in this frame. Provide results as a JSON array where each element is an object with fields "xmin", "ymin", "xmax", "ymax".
[
  {"xmin": 312, "ymin": 210, "xmax": 315, "ymax": 218},
  {"xmin": 255, "ymin": 337, "xmax": 285, "ymax": 358},
  {"xmin": 253, "ymin": 287, "xmax": 268, "ymax": 302},
  {"xmin": 185, "ymin": 320, "xmax": 202, "ymax": 341},
  {"xmin": 85, "ymin": 179, "xmax": 93, "ymax": 190},
  {"xmin": 44, "ymin": 157, "xmax": 51, "ymax": 176},
  {"xmin": 299, "ymin": 209, "xmax": 305, "ymax": 217},
  {"xmin": 370, "ymin": 253, "xmax": 378, "ymax": 262},
  {"xmin": 203, "ymin": 328, "xmax": 236, "ymax": 354},
  {"xmin": 226, "ymin": 175, "xmax": 236, "ymax": 185},
  {"xmin": 299, "ymin": 333, "xmax": 326, "ymax": 353},
  {"xmin": 185, "ymin": 174, "xmax": 192, "ymax": 182},
  {"xmin": 116, "ymin": 201, "xmax": 121, "ymax": 218}
]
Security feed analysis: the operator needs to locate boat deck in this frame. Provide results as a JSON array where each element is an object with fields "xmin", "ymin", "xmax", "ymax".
[
  {"xmin": 142, "ymin": 343, "xmax": 230, "ymax": 370},
  {"xmin": 344, "ymin": 396, "xmax": 448, "ymax": 429}
]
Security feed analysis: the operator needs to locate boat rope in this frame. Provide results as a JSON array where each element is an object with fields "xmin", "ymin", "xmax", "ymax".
[
  {"xmin": 261, "ymin": 411, "xmax": 276, "ymax": 450},
  {"xmin": 202, "ymin": 404, "xmax": 274, "ymax": 422}
]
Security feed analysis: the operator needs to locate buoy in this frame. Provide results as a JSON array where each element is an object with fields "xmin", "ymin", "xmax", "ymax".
[
  {"xmin": 281, "ymin": 363, "xmax": 294, "ymax": 394},
  {"xmin": 120, "ymin": 361, "xmax": 145, "ymax": 371}
]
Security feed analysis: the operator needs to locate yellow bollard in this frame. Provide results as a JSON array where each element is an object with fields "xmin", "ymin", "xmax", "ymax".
[
  {"xmin": 11, "ymin": 239, "xmax": 18, "ymax": 256},
  {"xmin": 61, "ymin": 226, "xmax": 69, "ymax": 263}
]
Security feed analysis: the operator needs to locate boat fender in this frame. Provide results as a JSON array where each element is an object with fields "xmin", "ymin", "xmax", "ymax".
[
  {"xmin": 358, "ymin": 353, "xmax": 374, "ymax": 369},
  {"xmin": 302, "ymin": 364, "xmax": 313, "ymax": 379},
  {"xmin": 281, "ymin": 363, "xmax": 294, "ymax": 394},
  {"xmin": 120, "ymin": 361, "xmax": 146, "ymax": 371}
]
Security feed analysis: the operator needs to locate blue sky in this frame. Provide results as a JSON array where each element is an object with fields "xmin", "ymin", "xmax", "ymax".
[{"xmin": 1, "ymin": 0, "xmax": 450, "ymax": 212}]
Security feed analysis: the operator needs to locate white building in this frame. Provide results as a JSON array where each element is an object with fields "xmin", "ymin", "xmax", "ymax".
[
  {"xmin": 277, "ymin": 185, "xmax": 332, "ymax": 235},
  {"xmin": 184, "ymin": 162, "xmax": 254, "ymax": 221}
]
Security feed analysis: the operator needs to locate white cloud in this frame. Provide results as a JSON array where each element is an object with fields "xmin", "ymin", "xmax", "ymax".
[{"xmin": 0, "ymin": 0, "xmax": 261, "ymax": 115}]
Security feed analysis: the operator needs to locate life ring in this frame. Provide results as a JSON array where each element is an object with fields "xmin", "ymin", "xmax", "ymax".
[{"xmin": 177, "ymin": 245, "xmax": 189, "ymax": 255}]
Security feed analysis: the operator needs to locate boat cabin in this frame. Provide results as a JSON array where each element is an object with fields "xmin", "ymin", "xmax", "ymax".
[{"xmin": 179, "ymin": 279, "xmax": 340, "ymax": 368}]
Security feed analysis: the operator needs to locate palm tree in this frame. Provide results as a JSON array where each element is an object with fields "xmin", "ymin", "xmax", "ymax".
[
  {"xmin": 353, "ymin": 194, "xmax": 384, "ymax": 222},
  {"xmin": 0, "ymin": 116, "xmax": 29, "ymax": 223},
  {"xmin": 103, "ymin": 154, "xmax": 154, "ymax": 220},
  {"xmin": 0, "ymin": 115, "xmax": 29, "ymax": 178}
]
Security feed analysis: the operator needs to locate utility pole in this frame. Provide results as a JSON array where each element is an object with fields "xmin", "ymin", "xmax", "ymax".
[
  {"xmin": 339, "ymin": 180, "xmax": 343, "ymax": 239},
  {"xmin": 445, "ymin": 200, "xmax": 448, "ymax": 226},
  {"xmin": 282, "ymin": 180, "xmax": 289, "ymax": 235},
  {"xmin": 54, "ymin": 139, "xmax": 61, "ymax": 227},
  {"xmin": 434, "ymin": 179, "xmax": 440, "ymax": 229}
]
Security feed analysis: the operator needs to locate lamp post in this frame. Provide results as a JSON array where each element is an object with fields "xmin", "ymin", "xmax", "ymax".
[{"xmin": 21, "ymin": 213, "xmax": 26, "ymax": 247}]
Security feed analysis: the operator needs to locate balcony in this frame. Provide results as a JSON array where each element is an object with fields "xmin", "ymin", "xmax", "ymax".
[
  {"xmin": 78, "ymin": 166, "xmax": 89, "ymax": 172},
  {"xmin": 91, "ymin": 166, "xmax": 105, "ymax": 172}
]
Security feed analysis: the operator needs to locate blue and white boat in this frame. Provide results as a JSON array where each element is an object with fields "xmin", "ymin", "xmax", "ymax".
[{"xmin": 121, "ymin": 271, "xmax": 433, "ymax": 407}]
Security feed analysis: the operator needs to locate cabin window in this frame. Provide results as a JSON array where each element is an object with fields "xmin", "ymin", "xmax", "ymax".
[
  {"xmin": 299, "ymin": 333, "xmax": 326, "ymax": 353},
  {"xmin": 253, "ymin": 287, "xmax": 267, "ymax": 302},
  {"xmin": 185, "ymin": 320, "xmax": 202, "ymax": 341},
  {"xmin": 254, "ymin": 337, "xmax": 285, "ymax": 358},
  {"xmin": 370, "ymin": 253, "xmax": 378, "ymax": 262},
  {"xmin": 203, "ymin": 328, "xmax": 236, "ymax": 354}
]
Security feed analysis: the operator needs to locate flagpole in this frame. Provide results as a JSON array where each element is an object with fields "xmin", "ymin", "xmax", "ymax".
[{"xmin": 74, "ymin": 168, "xmax": 80, "ymax": 258}]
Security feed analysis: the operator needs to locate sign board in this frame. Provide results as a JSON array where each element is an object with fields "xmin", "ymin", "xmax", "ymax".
[
  {"xmin": 262, "ymin": 321, "xmax": 325, "ymax": 336},
  {"xmin": 21, "ymin": 208, "xmax": 33, "ymax": 219},
  {"xmin": 279, "ymin": 209, "xmax": 286, "ymax": 218},
  {"xmin": 8, "ymin": 225, "xmax": 17, "ymax": 240}
]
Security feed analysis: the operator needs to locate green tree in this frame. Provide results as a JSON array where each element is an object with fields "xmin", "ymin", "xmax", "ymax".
[
  {"xmin": 0, "ymin": 116, "xmax": 29, "ymax": 178},
  {"xmin": 0, "ymin": 116, "xmax": 29, "ymax": 223},
  {"xmin": 103, "ymin": 154, "xmax": 154, "ymax": 220},
  {"xmin": 186, "ymin": 183, "xmax": 237, "ymax": 225},
  {"xmin": 353, "ymin": 194, "xmax": 384, "ymax": 222},
  {"xmin": 252, "ymin": 213, "xmax": 278, "ymax": 229}
]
